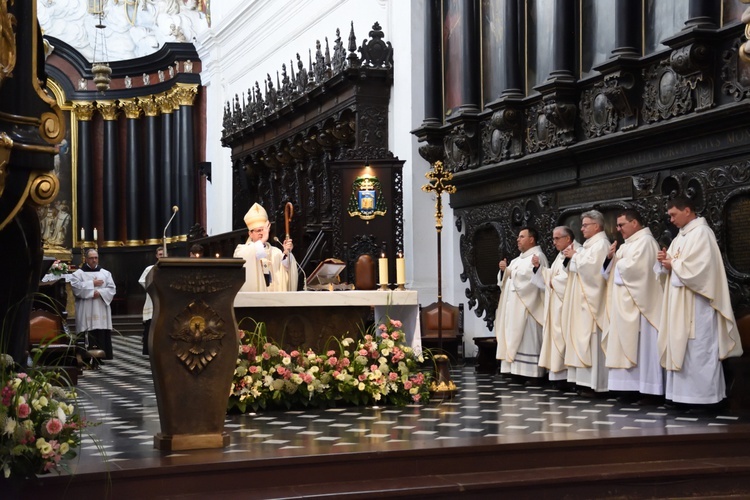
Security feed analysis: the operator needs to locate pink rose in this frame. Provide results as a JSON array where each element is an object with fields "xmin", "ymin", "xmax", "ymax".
[
  {"xmin": 391, "ymin": 332, "xmax": 400, "ymax": 340},
  {"xmin": 403, "ymin": 381, "xmax": 413, "ymax": 389},
  {"xmin": 381, "ymin": 332, "xmax": 389, "ymax": 339},
  {"xmin": 17, "ymin": 403, "xmax": 30, "ymax": 419},
  {"xmin": 412, "ymin": 394, "xmax": 421, "ymax": 402},
  {"xmin": 46, "ymin": 418, "xmax": 63, "ymax": 435},
  {"xmin": 389, "ymin": 372, "xmax": 398, "ymax": 381},
  {"xmin": 327, "ymin": 357, "xmax": 338, "ymax": 366},
  {"xmin": 262, "ymin": 352, "xmax": 270, "ymax": 360},
  {"xmin": 378, "ymin": 324, "xmax": 387, "ymax": 332},
  {"xmin": 389, "ymin": 319, "xmax": 402, "ymax": 329},
  {"xmin": 290, "ymin": 350, "xmax": 300, "ymax": 357},
  {"xmin": 249, "ymin": 365, "xmax": 259, "ymax": 374},
  {"xmin": 340, "ymin": 358, "xmax": 350, "ymax": 367},
  {"xmin": 370, "ymin": 364, "xmax": 378, "ymax": 372},
  {"xmin": 327, "ymin": 350, "xmax": 336, "ymax": 357}
]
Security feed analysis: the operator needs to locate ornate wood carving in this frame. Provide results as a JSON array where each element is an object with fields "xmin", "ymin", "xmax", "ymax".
[{"xmin": 580, "ymin": 83, "xmax": 618, "ymax": 139}]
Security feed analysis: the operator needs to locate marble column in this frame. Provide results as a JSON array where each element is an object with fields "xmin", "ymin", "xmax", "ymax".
[
  {"xmin": 500, "ymin": 0, "xmax": 524, "ymax": 97},
  {"xmin": 685, "ymin": 0, "xmax": 719, "ymax": 29},
  {"xmin": 173, "ymin": 85, "xmax": 198, "ymax": 238},
  {"xmin": 73, "ymin": 102, "xmax": 95, "ymax": 246},
  {"xmin": 96, "ymin": 101, "xmax": 120, "ymax": 247},
  {"xmin": 140, "ymin": 96, "xmax": 161, "ymax": 245},
  {"xmin": 423, "ymin": 0, "xmax": 442, "ymax": 125},
  {"xmin": 549, "ymin": 0, "xmax": 575, "ymax": 80},
  {"xmin": 612, "ymin": 0, "xmax": 642, "ymax": 57},
  {"xmin": 120, "ymin": 98, "xmax": 142, "ymax": 246},
  {"xmin": 157, "ymin": 93, "xmax": 176, "ymax": 231}
]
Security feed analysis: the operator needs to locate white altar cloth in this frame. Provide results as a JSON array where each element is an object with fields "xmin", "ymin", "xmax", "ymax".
[{"xmin": 234, "ymin": 290, "xmax": 422, "ymax": 355}]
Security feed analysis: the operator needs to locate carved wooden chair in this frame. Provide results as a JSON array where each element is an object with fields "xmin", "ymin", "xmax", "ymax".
[{"xmin": 419, "ymin": 301, "xmax": 462, "ymax": 362}]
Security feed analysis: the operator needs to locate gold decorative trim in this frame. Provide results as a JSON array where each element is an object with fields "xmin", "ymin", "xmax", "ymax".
[
  {"xmin": 0, "ymin": 131, "xmax": 12, "ymax": 199},
  {"xmin": 28, "ymin": 172, "xmax": 59, "ymax": 206},
  {"xmin": 0, "ymin": 0, "xmax": 17, "ymax": 90},
  {"xmin": 96, "ymin": 100, "xmax": 119, "ymax": 121},
  {"xmin": 140, "ymin": 95, "xmax": 159, "ymax": 117},
  {"xmin": 0, "ymin": 110, "xmax": 41, "ymax": 126},
  {"xmin": 100, "ymin": 240, "xmax": 125, "ymax": 248},
  {"xmin": 144, "ymin": 238, "xmax": 162, "ymax": 245},
  {"xmin": 169, "ymin": 235, "xmax": 187, "ymax": 243},
  {"xmin": 73, "ymin": 102, "xmax": 96, "ymax": 121},
  {"xmin": 172, "ymin": 84, "xmax": 199, "ymax": 106},
  {"xmin": 124, "ymin": 239, "xmax": 145, "ymax": 247},
  {"xmin": 156, "ymin": 93, "xmax": 176, "ymax": 114},
  {"xmin": 171, "ymin": 299, "xmax": 227, "ymax": 375},
  {"xmin": 79, "ymin": 240, "xmax": 97, "ymax": 247},
  {"xmin": 47, "ymin": 79, "xmax": 71, "ymax": 111},
  {"xmin": 119, "ymin": 98, "xmax": 142, "ymax": 120}
]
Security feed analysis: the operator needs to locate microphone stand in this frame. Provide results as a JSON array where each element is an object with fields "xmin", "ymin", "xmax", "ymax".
[{"xmin": 163, "ymin": 206, "xmax": 179, "ymax": 256}]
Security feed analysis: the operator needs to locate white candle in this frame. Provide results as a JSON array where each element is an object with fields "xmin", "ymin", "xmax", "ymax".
[
  {"xmin": 93, "ymin": 227, "xmax": 98, "ymax": 240},
  {"xmin": 378, "ymin": 254, "xmax": 389, "ymax": 285},
  {"xmin": 80, "ymin": 227, "xmax": 85, "ymax": 241},
  {"xmin": 396, "ymin": 253, "xmax": 406, "ymax": 285}
]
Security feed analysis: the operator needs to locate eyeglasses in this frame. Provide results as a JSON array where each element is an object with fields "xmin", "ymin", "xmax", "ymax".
[
  {"xmin": 616, "ymin": 221, "xmax": 631, "ymax": 229},
  {"xmin": 580, "ymin": 223, "xmax": 596, "ymax": 228},
  {"xmin": 552, "ymin": 237, "xmax": 568, "ymax": 241}
]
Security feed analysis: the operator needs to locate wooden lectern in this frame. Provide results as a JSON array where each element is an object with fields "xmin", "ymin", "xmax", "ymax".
[{"xmin": 146, "ymin": 257, "xmax": 245, "ymax": 451}]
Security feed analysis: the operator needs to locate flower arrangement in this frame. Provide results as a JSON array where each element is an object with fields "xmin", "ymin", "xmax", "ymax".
[
  {"xmin": 0, "ymin": 355, "xmax": 94, "ymax": 479},
  {"xmin": 48, "ymin": 261, "xmax": 70, "ymax": 277},
  {"xmin": 228, "ymin": 318, "xmax": 431, "ymax": 413}
]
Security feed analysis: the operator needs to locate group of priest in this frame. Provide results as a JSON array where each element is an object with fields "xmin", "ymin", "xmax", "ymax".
[{"xmin": 495, "ymin": 197, "xmax": 744, "ymax": 408}]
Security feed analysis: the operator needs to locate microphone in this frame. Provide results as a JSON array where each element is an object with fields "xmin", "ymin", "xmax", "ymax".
[
  {"xmin": 274, "ymin": 236, "xmax": 307, "ymax": 291},
  {"xmin": 162, "ymin": 205, "xmax": 179, "ymax": 257}
]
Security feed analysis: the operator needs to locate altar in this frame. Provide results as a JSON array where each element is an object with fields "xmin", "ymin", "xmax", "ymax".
[{"xmin": 234, "ymin": 290, "xmax": 422, "ymax": 355}]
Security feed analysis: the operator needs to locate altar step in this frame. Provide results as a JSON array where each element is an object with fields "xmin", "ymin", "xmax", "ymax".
[
  {"xmin": 30, "ymin": 425, "xmax": 750, "ymax": 499},
  {"xmin": 66, "ymin": 314, "xmax": 143, "ymax": 337}
]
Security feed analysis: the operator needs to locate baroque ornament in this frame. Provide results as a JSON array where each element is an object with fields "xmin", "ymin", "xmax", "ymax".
[{"xmin": 171, "ymin": 299, "xmax": 227, "ymax": 374}]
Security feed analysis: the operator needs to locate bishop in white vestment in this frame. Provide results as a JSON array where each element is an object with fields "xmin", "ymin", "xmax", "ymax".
[
  {"xmin": 656, "ymin": 197, "xmax": 743, "ymax": 405},
  {"xmin": 562, "ymin": 210, "xmax": 610, "ymax": 393},
  {"xmin": 602, "ymin": 210, "xmax": 664, "ymax": 396},
  {"xmin": 234, "ymin": 203, "xmax": 298, "ymax": 292},
  {"xmin": 496, "ymin": 228, "xmax": 549, "ymax": 379}
]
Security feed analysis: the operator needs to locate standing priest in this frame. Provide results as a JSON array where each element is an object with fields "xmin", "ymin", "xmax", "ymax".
[
  {"xmin": 602, "ymin": 209, "xmax": 664, "ymax": 400},
  {"xmin": 533, "ymin": 226, "xmax": 580, "ymax": 384},
  {"xmin": 70, "ymin": 249, "xmax": 117, "ymax": 359},
  {"xmin": 496, "ymin": 227, "xmax": 549, "ymax": 381},
  {"xmin": 234, "ymin": 203, "xmax": 298, "ymax": 292},
  {"xmin": 562, "ymin": 210, "xmax": 611, "ymax": 395},
  {"xmin": 656, "ymin": 196, "xmax": 743, "ymax": 407}
]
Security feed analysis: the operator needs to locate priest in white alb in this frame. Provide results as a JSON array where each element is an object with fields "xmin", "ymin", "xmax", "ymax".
[
  {"xmin": 602, "ymin": 208, "xmax": 665, "ymax": 399},
  {"xmin": 496, "ymin": 227, "xmax": 549, "ymax": 380},
  {"xmin": 656, "ymin": 196, "xmax": 743, "ymax": 407},
  {"xmin": 234, "ymin": 203, "xmax": 298, "ymax": 292},
  {"xmin": 562, "ymin": 210, "xmax": 610, "ymax": 394},
  {"xmin": 70, "ymin": 249, "xmax": 117, "ymax": 359},
  {"xmin": 532, "ymin": 226, "xmax": 580, "ymax": 383}
]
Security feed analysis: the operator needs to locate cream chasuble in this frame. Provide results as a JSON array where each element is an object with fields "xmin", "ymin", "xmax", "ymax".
[
  {"xmin": 657, "ymin": 217, "xmax": 743, "ymax": 371},
  {"xmin": 563, "ymin": 231, "xmax": 610, "ymax": 368},
  {"xmin": 234, "ymin": 242, "xmax": 298, "ymax": 292},
  {"xmin": 496, "ymin": 245, "xmax": 549, "ymax": 363},
  {"xmin": 536, "ymin": 241, "xmax": 581, "ymax": 374},
  {"xmin": 602, "ymin": 228, "xmax": 663, "ymax": 369}
]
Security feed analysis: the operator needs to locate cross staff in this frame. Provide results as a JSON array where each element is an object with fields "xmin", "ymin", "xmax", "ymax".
[{"xmin": 421, "ymin": 160, "xmax": 457, "ymax": 395}]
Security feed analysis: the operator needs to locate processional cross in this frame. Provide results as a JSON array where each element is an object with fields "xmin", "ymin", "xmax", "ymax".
[{"xmin": 421, "ymin": 161, "xmax": 457, "ymax": 395}]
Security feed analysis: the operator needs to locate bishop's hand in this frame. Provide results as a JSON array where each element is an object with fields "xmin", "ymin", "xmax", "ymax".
[{"xmin": 608, "ymin": 241, "xmax": 617, "ymax": 260}]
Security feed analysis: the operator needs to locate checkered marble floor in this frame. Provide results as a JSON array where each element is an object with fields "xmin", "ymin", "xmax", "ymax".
[{"xmin": 70, "ymin": 335, "xmax": 748, "ymax": 472}]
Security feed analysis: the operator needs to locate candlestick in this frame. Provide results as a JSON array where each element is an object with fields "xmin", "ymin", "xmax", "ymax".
[
  {"xmin": 378, "ymin": 254, "xmax": 389, "ymax": 290},
  {"xmin": 396, "ymin": 253, "xmax": 406, "ymax": 287},
  {"xmin": 80, "ymin": 227, "xmax": 85, "ymax": 241},
  {"xmin": 93, "ymin": 227, "xmax": 98, "ymax": 241}
]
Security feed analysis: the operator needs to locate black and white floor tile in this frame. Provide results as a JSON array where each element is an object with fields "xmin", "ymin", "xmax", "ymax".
[{"xmin": 70, "ymin": 336, "xmax": 748, "ymax": 471}]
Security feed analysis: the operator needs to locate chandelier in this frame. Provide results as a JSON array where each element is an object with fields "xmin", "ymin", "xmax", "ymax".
[{"xmin": 91, "ymin": 7, "xmax": 111, "ymax": 92}]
